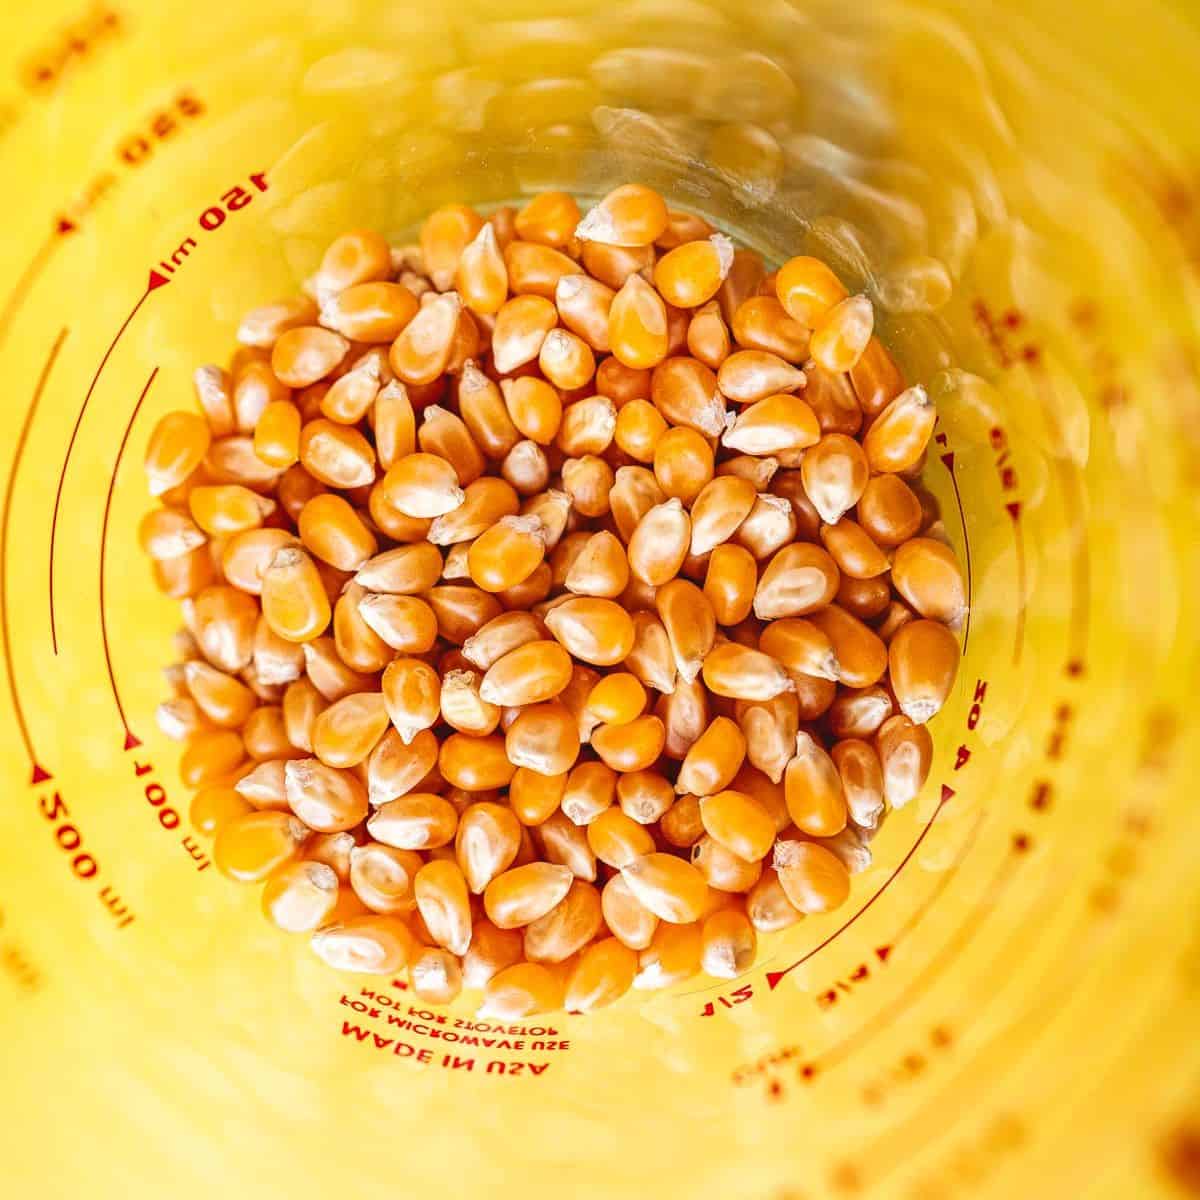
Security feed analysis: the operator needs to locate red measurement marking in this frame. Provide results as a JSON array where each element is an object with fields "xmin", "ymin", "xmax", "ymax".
[
  {"xmin": 1, "ymin": 327, "xmax": 68, "ymax": 783},
  {"xmin": 700, "ymin": 984, "xmax": 754, "ymax": 1016},
  {"xmin": 765, "ymin": 785, "xmax": 955, "ymax": 991},
  {"xmin": 0, "ymin": 219, "xmax": 77, "ymax": 351},
  {"xmin": 49, "ymin": 273, "xmax": 167, "ymax": 654},
  {"xmin": 938, "ymin": 451, "xmax": 973, "ymax": 653},
  {"xmin": 1007, "ymin": 501, "xmax": 1026, "ymax": 664},
  {"xmin": 99, "ymin": 367, "xmax": 159, "ymax": 745},
  {"xmin": 152, "ymin": 171, "xmax": 268, "ymax": 282}
]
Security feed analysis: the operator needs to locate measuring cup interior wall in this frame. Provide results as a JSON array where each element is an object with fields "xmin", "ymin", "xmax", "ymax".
[{"xmin": 0, "ymin": 2, "xmax": 1198, "ymax": 1199}]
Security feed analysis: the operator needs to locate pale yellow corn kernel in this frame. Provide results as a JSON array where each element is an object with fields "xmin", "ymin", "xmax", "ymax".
[
  {"xmin": 701, "ymin": 640, "xmax": 792, "ymax": 701},
  {"xmin": 773, "ymin": 840, "xmax": 850, "ymax": 914},
  {"xmin": 479, "ymin": 962, "xmax": 564, "ymax": 1018},
  {"xmin": 349, "ymin": 843, "xmax": 422, "ymax": 915},
  {"xmin": 367, "ymin": 792, "xmax": 458, "ymax": 850},
  {"xmin": 311, "ymin": 915, "xmax": 414, "ymax": 974},
  {"xmin": 413, "ymin": 859, "xmax": 472, "ymax": 956},
  {"xmin": 366, "ymin": 728, "xmax": 439, "ymax": 806},
  {"xmin": 753, "ymin": 542, "xmax": 841, "ymax": 620},
  {"xmin": 747, "ymin": 868, "xmax": 803, "ymax": 932}
]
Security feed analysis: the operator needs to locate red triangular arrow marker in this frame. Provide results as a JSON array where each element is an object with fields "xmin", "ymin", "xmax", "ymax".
[
  {"xmin": 123, "ymin": 730, "xmax": 142, "ymax": 751},
  {"xmin": 765, "ymin": 970, "xmax": 787, "ymax": 991},
  {"xmin": 55, "ymin": 216, "xmax": 77, "ymax": 235},
  {"xmin": 940, "ymin": 451, "xmax": 955, "ymax": 470},
  {"xmin": 875, "ymin": 945, "xmax": 892, "ymax": 962},
  {"xmin": 30, "ymin": 763, "xmax": 52, "ymax": 784},
  {"xmin": 940, "ymin": 784, "xmax": 955, "ymax": 804},
  {"xmin": 147, "ymin": 268, "xmax": 170, "ymax": 291},
  {"xmin": 1005, "ymin": 501, "xmax": 1021, "ymax": 521}
]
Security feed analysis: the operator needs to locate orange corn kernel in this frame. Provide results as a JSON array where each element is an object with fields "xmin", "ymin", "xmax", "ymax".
[
  {"xmin": 613, "ymin": 398, "xmax": 668, "ymax": 463},
  {"xmin": 455, "ymin": 223, "xmax": 509, "ymax": 315},
  {"xmin": 379, "ymin": 452, "xmax": 464, "ymax": 519},
  {"xmin": 775, "ymin": 255, "xmax": 848, "ymax": 326},
  {"xmin": 462, "ymin": 920, "xmax": 524, "ymax": 989},
  {"xmin": 634, "ymin": 920, "xmax": 702, "ymax": 989},
  {"xmin": 659, "ymin": 794, "xmax": 705, "ymax": 848},
  {"xmin": 466, "ymin": 515, "xmax": 546, "ymax": 593},
  {"xmin": 420, "ymin": 204, "xmax": 484, "ymax": 291},
  {"xmin": 311, "ymin": 914, "xmax": 415, "ymax": 975},
  {"xmin": 539, "ymin": 329, "xmax": 596, "ymax": 391},
  {"xmin": 454, "ymin": 801, "xmax": 521, "ymax": 894},
  {"xmin": 349, "ymin": 843, "xmax": 421, "ymax": 914},
  {"xmin": 503, "ymin": 240, "xmax": 583, "ymax": 299},
  {"xmin": 298, "ymin": 419, "xmax": 376, "ymax": 489},
  {"xmin": 492, "ymin": 294, "xmax": 558, "ymax": 374},
  {"xmin": 701, "ymin": 908, "xmax": 757, "ymax": 979},
  {"xmin": 819, "ymin": 517, "xmax": 890, "ymax": 580},
  {"xmin": 377, "ymin": 658, "xmax": 438, "ymax": 745},
  {"xmin": 608, "ymin": 274, "xmax": 669, "ymax": 370},
  {"xmin": 753, "ymin": 542, "xmax": 841, "ymax": 620},
  {"xmin": 439, "ymin": 732, "xmax": 517, "ymax": 791},
  {"xmin": 731, "ymin": 295, "xmax": 810, "ymax": 362},
  {"xmin": 676, "ymin": 715, "xmax": 746, "ymax": 796},
  {"xmin": 508, "ymin": 767, "xmax": 567, "ymax": 827},
  {"xmin": 238, "ymin": 297, "xmax": 318, "ymax": 349},
  {"xmin": 698, "ymin": 788, "xmax": 775, "ymax": 864},
  {"xmin": 581, "ymin": 241, "xmax": 655, "ymax": 291},
  {"xmin": 831, "ymin": 737, "xmax": 885, "ymax": 830},
  {"xmin": 283, "ymin": 757, "xmax": 369, "ymax": 832},
  {"xmin": 418, "ymin": 405, "xmax": 485, "ymax": 488},
  {"xmin": 555, "ymin": 273, "xmax": 614, "ymax": 352},
  {"xmin": 271, "ymin": 326, "xmax": 349, "ymax": 388},
  {"xmin": 367, "ymin": 792, "xmax": 458, "ymax": 850},
  {"xmin": 849, "ymin": 336, "xmax": 905, "ymax": 415},
  {"xmin": 591, "ymin": 714, "xmax": 667, "ymax": 772},
  {"xmin": 282, "ymin": 678, "xmax": 329, "ymax": 754},
  {"xmin": 214, "ymin": 810, "xmax": 308, "ymax": 882},
  {"xmin": 484, "ymin": 862, "xmax": 575, "ymax": 929},
  {"xmin": 692, "ymin": 834, "xmax": 762, "ymax": 892},
  {"xmin": 355, "ymin": 593, "xmax": 438, "ymax": 653},
  {"xmin": 461, "ymin": 610, "xmax": 546, "ymax": 671},
  {"xmin": 189, "ymin": 786, "xmax": 253, "ymax": 837},
  {"xmin": 688, "ymin": 477, "xmax": 756, "ymax": 557},
  {"xmin": 609, "ymin": 466, "xmax": 666, "ymax": 543},
  {"xmin": 586, "ymin": 808, "xmax": 656, "ymax": 870},
  {"xmin": 311, "ymin": 692, "xmax": 389, "ymax": 768},
  {"xmin": 863, "ymin": 384, "xmax": 936, "ymax": 473},
  {"xmin": 650, "ymin": 356, "xmax": 727, "ymax": 437},
  {"xmin": 809, "ymin": 295, "xmax": 874, "ymax": 372},
  {"xmin": 193, "ymin": 364, "xmax": 237, "ymax": 436},
  {"xmin": 367, "ymin": 728, "xmax": 439, "ymax": 806},
  {"xmin": 774, "ymin": 839, "xmax": 850, "ymax": 914},
  {"xmin": 525, "ymin": 880, "xmax": 604, "ymax": 966},
  {"xmin": 180, "ymin": 729, "xmax": 245, "ymax": 787},
  {"xmin": 736, "ymin": 691, "xmax": 800, "ymax": 784},
  {"xmin": 478, "ymin": 639, "xmax": 572, "ymax": 706},
  {"xmin": 653, "ymin": 427, "xmax": 713, "ymax": 504},
  {"xmin": 735, "ymin": 494, "xmax": 798, "ymax": 560},
  {"xmin": 701, "ymin": 639, "xmax": 792, "ymax": 701},
  {"xmin": 302, "ymin": 636, "xmax": 375, "ymax": 701},
  {"xmin": 500, "ymin": 377, "xmax": 562, "ymax": 448},
  {"xmin": 516, "ymin": 191, "xmax": 582, "ymax": 248},
  {"xmin": 656, "ymin": 676, "xmax": 709, "ymax": 762},
  {"xmin": 856, "ymin": 474, "xmax": 923, "ymax": 548},
  {"xmin": 479, "ymin": 962, "xmax": 564, "ymax": 1018},
  {"xmin": 457, "ymin": 364, "xmax": 520, "ymax": 460},
  {"xmin": 890, "ymin": 537, "xmax": 967, "ymax": 627},
  {"xmin": 413, "ymin": 859, "xmax": 472, "ymax": 955},
  {"xmin": 595, "ymin": 359, "xmax": 652, "ymax": 409},
  {"xmin": 686, "ymin": 300, "xmax": 732, "ymax": 370},
  {"xmin": 183, "ymin": 660, "xmax": 257, "ymax": 728},
  {"xmin": 702, "ymin": 544, "xmax": 758, "ymax": 626},
  {"xmin": 627, "ymin": 498, "xmax": 691, "ymax": 586},
  {"xmin": 564, "ymin": 937, "xmax": 637, "ymax": 1012},
  {"xmin": 828, "ymin": 685, "xmax": 894, "ymax": 740},
  {"xmin": 653, "ymin": 234, "xmax": 734, "ymax": 308},
  {"xmin": 784, "ymin": 731, "xmax": 848, "ymax": 837},
  {"xmin": 409, "ymin": 947, "xmax": 463, "ymax": 1005},
  {"xmin": 440, "ymin": 668, "xmax": 500, "ymax": 736},
  {"xmin": 425, "ymin": 585, "xmax": 504, "ymax": 645},
  {"xmin": 314, "ymin": 229, "xmax": 392, "ymax": 297},
  {"xmin": 188, "ymin": 485, "xmax": 274, "ymax": 536},
  {"xmin": 505, "ymin": 701, "xmax": 581, "ymax": 776},
  {"xmin": 585, "ymin": 672, "xmax": 647, "ymax": 728},
  {"xmin": 544, "ymin": 596, "xmax": 636, "ymax": 666},
  {"xmin": 875, "ymin": 714, "xmax": 933, "ymax": 809},
  {"xmin": 621, "ymin": 853, "xmax": 709, "ymax": 923},
  {"xmin": 747, "ymin": 868, "xmax": 803, "ymax": 932},
  {"xmin": 428, "ymin": 476, "xmax": 520, "ymax": 546},
  {"xmin": 262, "ymin": 861, "xmax": 340, "ymax": 933},
  {"xmin": 232, "ymin": 359, "xmax": 290, "ymax": 434},
  {"xmin": 807, "ymin": 604, "xmax": 888, "ymax": 689},
  {"xmin": 624, "ymin": 611, "xmax": 678, "ymax": 695},
  {"xmin": 373, "ymin": 381, "xmax": 417, "ymax": 471},
  {"xmin": 321, "ymin": 280, "xmax": 418, "ymax": 343},
  {"xmin": 253, "ymin": 400, "xmax": 302, "ymax": 469},
  {"xmin": 888, "ymin": 619, "xmax": 960, "ymax": 723},
  {"xmin": 759, "ymin": 617, "xmax": 840, "ymax": 681},
  {"xmin": 559, "ymin": 530, "xmax": 626, "ymax": 599},
  {"xmin": 558, "ymin": 760, "xmax": 616, "ymax": 827},
  {"xmin": 801, "ymin": 433, "xmax": 869, "ymax": 525},
  {"xmin": 576, "ymin": 183, "xmax": 669, "ymax": 247},
  {"xmin": 557, "ymin": 395, "xmax": 617, "ymax": 457},
  {"xmin": 722, "ymin": 392, "xmax": 819, "ymax": 457},
  {"xmin": 389, "ymin": 292, "xmax": 461, "ymax": 385},
  {"xmin": 297, "ymin": 494, "xmax": 376, "ymax": 572},
  {"xmin": 601, "ymin": 874, "xmax": 660, "ymax": 952},
  {"xmin": 652, "ymin": 579, "xmax": 714, "ymax": 685}
]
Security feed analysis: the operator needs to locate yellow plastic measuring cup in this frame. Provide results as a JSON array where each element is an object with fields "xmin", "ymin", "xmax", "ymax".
[{"xmin": 1, "ymin": 2, "xmax": 1198, "ymax": 1197}]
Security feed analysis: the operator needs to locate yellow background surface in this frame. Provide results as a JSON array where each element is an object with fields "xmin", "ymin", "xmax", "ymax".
[{"xmin": 0, "ymin": 2, "xmax": 1198, "ymax": 1197}]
